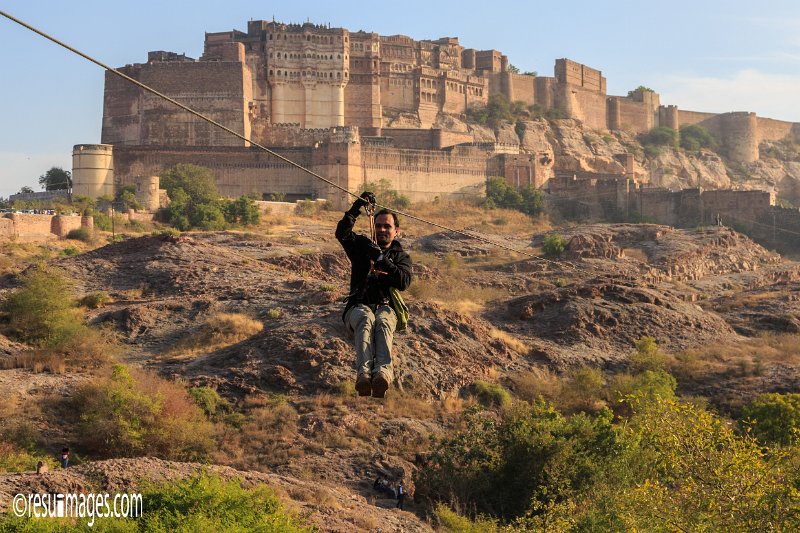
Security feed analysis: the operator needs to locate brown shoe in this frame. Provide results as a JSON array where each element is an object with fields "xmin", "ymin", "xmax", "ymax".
[
  {"xmin": 371, "ymin": 372, "xmax": 390, "ymax": 398},
  {"xmin": 355, "ymin": 373, "xmax": 372, "ymax": 397}
]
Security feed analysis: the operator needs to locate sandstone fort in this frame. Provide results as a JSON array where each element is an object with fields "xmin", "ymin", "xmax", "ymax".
[{"xmin": 70, "ymin": 18, "xmax": 799, "ymax": 224}]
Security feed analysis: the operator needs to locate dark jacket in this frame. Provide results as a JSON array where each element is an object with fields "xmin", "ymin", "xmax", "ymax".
[{"xmin": 335, "ymin": 211, "xmax": 412, "ymax": 319}]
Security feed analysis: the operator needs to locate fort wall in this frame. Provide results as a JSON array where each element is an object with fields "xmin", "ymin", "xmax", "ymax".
[
  {"xmin": 1, "ymin": 214, "xmax": 89, "ymax": 242},
  {"xmin": 757, "ymin": 117, "xmax": 800, "ymax": 143},
  {"xmin": 102, "ymin": 62, "xmax": 251, "ymax": 147},
  {"xmin": 360, "ymin": 145, "xmax": 493, "ymax": 201}
]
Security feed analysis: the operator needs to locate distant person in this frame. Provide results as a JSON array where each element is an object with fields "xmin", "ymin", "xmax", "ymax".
[
  {"xmin": 336, "ymin": 192, "xmax": 412, "ymax": 398},
  {"xmin": 396, "ymin": 481, "xmax": 406, "ymax": 510},
  {"xmin": 60, "ymin": 447, "xmax": 69, "ymax": 469}
]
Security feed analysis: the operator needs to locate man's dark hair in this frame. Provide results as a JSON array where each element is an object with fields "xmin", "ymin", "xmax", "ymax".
[{"xmin": 375, "ymin": 209, "xmax": 400, "ymax": 227}]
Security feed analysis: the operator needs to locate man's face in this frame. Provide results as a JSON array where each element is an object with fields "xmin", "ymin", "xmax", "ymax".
[{"xmin": 375, "ymin": 214, "xmax": 399, "ymax": 248}]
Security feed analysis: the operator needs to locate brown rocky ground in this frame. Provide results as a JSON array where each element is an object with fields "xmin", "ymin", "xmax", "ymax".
[{"xmin": 3, "ymin": 218, "xmax": 800, "ymax": 530}]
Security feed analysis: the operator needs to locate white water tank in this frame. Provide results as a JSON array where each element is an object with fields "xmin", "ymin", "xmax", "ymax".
[{"xmin": 72, "ymin": 144, "xmax": 114, "ymax": 198}]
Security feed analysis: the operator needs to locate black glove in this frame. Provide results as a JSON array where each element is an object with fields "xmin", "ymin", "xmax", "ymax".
[
  {"xmin": 348, "ymin": 191, "xmax": 376, "ymax": 216},
  {"xmin": 375, "ymin": 255, "xmax": 396, "ymax": 273},
  {"xmin": 365, "ymin": 241, "xmax": 383, "ymax": 261}
]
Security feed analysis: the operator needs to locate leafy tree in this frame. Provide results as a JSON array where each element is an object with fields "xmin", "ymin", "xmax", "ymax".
[
  {"xmin": 623, "ymin": 397, "xmax": 797, "ymax": 532},
  {"xmin": 507, "ymin": 64, "xmax": 520, "ymax": 74},
  {"xmin": 116, "ymin": 185, "xmax": 142, "ymax": 211},
  {"xmin": 363, "ymin": 178, "xmax": 411, "ymax": 210},
  {"xmin": 224, "ymin": 196, "xmax": 261, "ymax": 226},
  {"xmin": 627, "ymin": 85, "xmax": 655, "ymax": 97},
  {"xmin": 542, "ymin": 234, "xmax": 566, "ymax": 257},
  {"xmin": 485, "ymin": 177, "xmax": 544, "ymax": 216},
  {"xmin": 680, "ymin": 124, "xmax": 716, "ymax": 151},
  {"xmin": 639, "ymin": 126, "xmax": 678, "ymax": 148},
  {"xmin": 161, "ymin": 163, "xmax": 219, "ymax": 205},
  {"xmin": 38, "ymin": 166, "xmax": 72, "ymax": 191},
  {"xmin": 0, "ymin": 266, "xmax": 81, "ymax": 347},
  {"xmin": 160, "ymin": 164, "xmax": 228, "ymax": 230},
  {"xmin": 740, "ymin": 393, "xmax": 800, "ymax": 446},
  {"xmin": 18, "ymin": 186, "xmax": 34, "ymax": 194}
]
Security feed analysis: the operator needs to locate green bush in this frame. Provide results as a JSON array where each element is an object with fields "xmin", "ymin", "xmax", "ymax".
[
  {"xmin": 189, "ymin": 386, "xmax": 230, "ymax": 421},
  {"xmin": 416, "ymin": 402, "xmax": 627, "ymax": 521},
  {"xmin": 225, "ymin": 195, "xmax": 261, "ymax": 226},
  {"xmin": 542, "ymin": 234, "xmax": 566, "ymax": 257},
  {"xmin": 363, "ymin": 178, "xmax": 411, "ymax": 210},
  {"xmin": 79, "ymin": 291, "xmax": 111, "ymax": 309},
  {"xmin": 740, "ymin": 393, "xmax": 800, "ymax": 445},
  {"xmin": 639, "ymin": 126, "xmax": 678, "ymax": 148},
  {"xmin": 0, "ymin": 267, "xmax": 82, "ymax": 347},
  {"xmin": 60, "ymin": 246, "xmax": 80, "ymax": 257},
  {"xmin": 485, "ymin": 177, "xmax": 544, "ymax": 216},
  {"xmin": 3, "ymin": 472, "xmax": 311, "ymax": 531},
  {"xmin": 471, "ymin": 381, "xmax": 512, "ymax": 408},
  {"xmin": 70, "ymin": 364, "xmax": 215, "ymax": 460},
  {"xmin": 630, "ymin": 336, "xmax": 668, "ymax": 372},
  {"xmin": 679, "ymin": 124, "xmax": 716, "ymax": 151},
  {"xmin": 65, "ymin": 227, "xmax": 92, "ymax": 243}
]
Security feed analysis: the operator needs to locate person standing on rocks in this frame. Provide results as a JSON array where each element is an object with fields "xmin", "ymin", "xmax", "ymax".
[{"xmin": 336, "ymin": 192, "xmax": 412, "ymax": 398}]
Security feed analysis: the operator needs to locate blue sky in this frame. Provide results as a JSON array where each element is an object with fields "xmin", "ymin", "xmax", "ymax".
[{"xmin": 1, "ymin": 0, "xmax": 798, "ymax": 197}]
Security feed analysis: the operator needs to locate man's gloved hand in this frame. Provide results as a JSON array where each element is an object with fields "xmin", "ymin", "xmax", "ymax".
[
  {"xmin": 348, "ymin": 191, "xmax": 376, "ymax": 215},
  {"xmin": 365, "ymin": 241, "xmax": 383, "ymax": 262},
  {"xmin": 374, "ymin": 255, "xmax": 396, "ymax": 273}
]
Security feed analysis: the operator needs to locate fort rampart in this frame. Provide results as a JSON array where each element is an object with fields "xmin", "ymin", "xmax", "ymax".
[{"xmin": 1, "ymin": 214, "xmax": 91, "ymax": 242}]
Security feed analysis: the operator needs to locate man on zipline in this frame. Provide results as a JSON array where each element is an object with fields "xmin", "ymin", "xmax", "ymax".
[{"xmin": 336, "ymin": 192, "xmax": 412, "ymax": 398}]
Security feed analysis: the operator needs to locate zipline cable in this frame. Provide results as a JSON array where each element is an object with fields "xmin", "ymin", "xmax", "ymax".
[{"xmin": 0, "ymin": 9, "xmax": 628, "ymax": 279}]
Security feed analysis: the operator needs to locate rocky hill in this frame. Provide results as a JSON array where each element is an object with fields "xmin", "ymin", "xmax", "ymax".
[
  {"xmin": 3, "ymin": 216, "xmax": 800, "ymax": 530},
  {"xmin": 434, "ymin": 114, "xmax": 800, "ymax": 202}
]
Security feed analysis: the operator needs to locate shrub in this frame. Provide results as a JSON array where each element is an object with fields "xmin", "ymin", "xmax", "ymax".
[
  {"xmin": 740, "ymin": 393, "xmax": 800, "ymax": 445},
  {"xmin": 60, "ymin": 246, "xmax": 79, "ymax": 257},
  {"xmin": 189, "ymin": 386, "xmax": 231, "ymax": 421},
  {"xmin": 679, "ymin": 124, "xmax": 716, "ymax": 151},
  {"xmin": 70, "ymin": 364, "xmax": 215, "ymax": 460},
  {"xmin": 295, "ymin": 199, "xmax": 321, "ymax": 217},
  {"xmin": 630, "ymin": 336, "xmax": 667, "ymax": 372},
  {"xmin": 485, "ymin": 177, "xmax": 544, "ymax": 216},
  {"xmin": 471, "ymin": 381, "xmax": 512, "ymax": 408},
  {"xmin": 542, "ymin": 234, "xmax": 566, "ymax": 257},
  {"xmin": 639, "ymin": 126, "xmax": 678, "ymax": 148},
  {"xmin": 79, "ymin": 291, "xmax": 111, "ymax": 309},
  {"xmin": 224, "ymin": 195, "xmax": 261, "ymax": 226},
  {"xmin": 5, "ymin": 472, "xmax": 311, "ymax": 531},
  {"xmin": 65, "ymin": 227, "xmax": 92, "ymax": 243},
  {"xmin": 363, "ymin": 178, "xmax": 411, "ymax": 210},
  {"xmin": 0, "ymin": 266, "xmax": 81, "ymax": 347}
]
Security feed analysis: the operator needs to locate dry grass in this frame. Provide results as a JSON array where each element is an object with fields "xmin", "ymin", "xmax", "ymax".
[
  {"xmin": 163, "ymin": 312, "xmax": 263, "ymax": 359},
  {"xmin": 671, "ymin": 333, "xmax": 800, "ymax": 382},
  {"xmin": 622, "ymin": 247, "xmax": 649, "ymax": 263},
  {"xmin": 488, "ymin": 328, "xmax": 530, "ymax": 355},
  {"xmin": 0, "ymin": 352, "xmax": 66, "ymax": 374},
  {"xmin": 402, "ymin": 199, "xmax": 550, "ymax": 239}
]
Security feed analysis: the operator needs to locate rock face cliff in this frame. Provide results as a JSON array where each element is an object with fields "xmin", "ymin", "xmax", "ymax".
[{"xmin": 438, "ymin": 113, "xmax": 800, "ymax": 202}]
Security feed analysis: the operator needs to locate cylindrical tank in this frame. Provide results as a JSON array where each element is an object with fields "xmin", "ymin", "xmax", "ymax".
[{"xmin": 72, "ymin": 144, "xmax": 114, "ymax": 198}]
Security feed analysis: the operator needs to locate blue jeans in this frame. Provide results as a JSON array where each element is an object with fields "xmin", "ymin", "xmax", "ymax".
[{"xmin": 345, "ymin": 304, "xmax": 397, "ymax": 381}]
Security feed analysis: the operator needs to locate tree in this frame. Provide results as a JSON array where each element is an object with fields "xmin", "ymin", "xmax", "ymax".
[
  {"xmin": 38, "ymin": 167, "xmax": 72, "ymax": 191},
  {"xmin": 225, "ymin": 196, "xmax": 261, "ymax": 226},
  {"xmin": 160, "ymin": 163, "xmax": 219, "ymax": 205},
  {"xmin": 679, "ymin": 124, "xmax": 716, "ymax": 151},
  {"xmin": 740, "ymin": 393, "xmax": 800, "ymax": 445},
  {"xmin": 542, "ymin": 234, "xmax": 566, "ymax": 257},
  {"xmin": 507, "ymin": 64, "xmax": 520, "ymax": 74},
  {"xmin": 160, "ymin": 164, "xmax": 226, "ymax": 230},
  {"xmin": 19, "ymin": 186, "xmax": 34, "ymax": 194},
  {"xmin": 116, "ymin": 185, "xmax": 143, "ymax": 211},
  {"xmin": 627, "ymin": 86, "xmax": 655, "ymax": 97}
]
